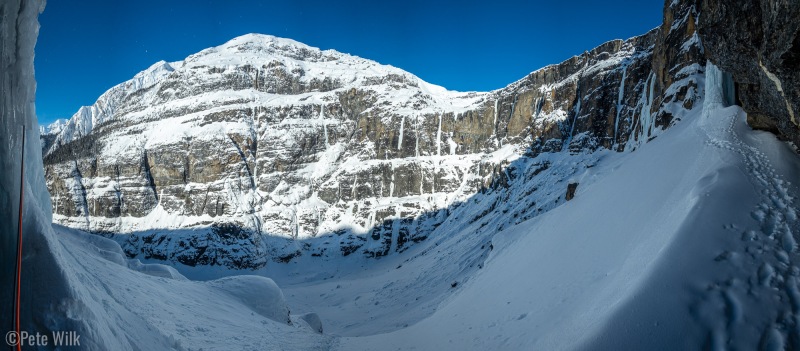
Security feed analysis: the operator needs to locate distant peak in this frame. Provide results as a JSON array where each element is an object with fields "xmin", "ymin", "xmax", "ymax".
[
  {"xmin": 222, "ymin": 33, "xmax": 322, "ymax": 53},
  {"xmin": 135, "ymin": 60, "xmax": 175, "ymax": 78}
]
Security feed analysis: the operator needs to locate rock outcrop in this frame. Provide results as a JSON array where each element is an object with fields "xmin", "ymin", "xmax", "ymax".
[
  {"xmin": 697, "ymin": 0, "xmax": 800, "ymax": 148},
  {"xmin": 42, "ymin": 1, "xmax": 706, "ymax": 268},
  {"xmin": 565, "ymin": 183, "xmax": 579, "ymax": 201}
]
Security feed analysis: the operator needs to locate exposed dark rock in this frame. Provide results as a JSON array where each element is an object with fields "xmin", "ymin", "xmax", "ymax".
[
  {"xmin": 697, "ymin": 0, "xmax": 800, "ymax": 148},
  {"xmin": 566, "ymin": 183, "xmax": 579, "ymax": 201}
]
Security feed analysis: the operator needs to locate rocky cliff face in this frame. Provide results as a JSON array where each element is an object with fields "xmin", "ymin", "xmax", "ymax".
[
  {"xmin": 697, "ymin": 0, "xmax": 800, "ymax": 148},
  {"xmin": 42, "ymin": 2, "xmax": 706, "ymax": 269}
]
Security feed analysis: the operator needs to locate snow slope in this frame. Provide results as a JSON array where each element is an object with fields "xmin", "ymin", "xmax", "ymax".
[{"xmin": 315, "ymin": 63, "xmax": 798, "ymax": 349}]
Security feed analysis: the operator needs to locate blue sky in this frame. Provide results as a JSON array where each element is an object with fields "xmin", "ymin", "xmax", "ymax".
[{"xmin": 35, "ymin": 0, "xmax": 662, "ymax": 125}]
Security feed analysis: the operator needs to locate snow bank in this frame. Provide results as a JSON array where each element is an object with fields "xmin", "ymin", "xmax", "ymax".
[
  {"xmin": 297, "ymin": 312, "xmax": 322, "ymax": 334},
  {"xmin": 127, "ymin": 260, "xmax": 188, "ymax": 281},
  {"xmin": 55, "ymin": 225, "xmax": 332, "ymax": 350},
  {"xmin": 207, "ymin": 275, "xmax": 291, "ymax": 325},
  {"xmin": 76, "ymin": 231, "xmax": 186, "ymax": 279}
]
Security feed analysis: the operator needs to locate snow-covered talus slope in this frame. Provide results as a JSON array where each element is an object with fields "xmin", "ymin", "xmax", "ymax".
[
  {"xmin": 328, "ymin": 63, "xmax": 800, "ymax": 350},
  {"xmin": 41, "ymin": 0, "xmax": 704, "ymax": 268}
]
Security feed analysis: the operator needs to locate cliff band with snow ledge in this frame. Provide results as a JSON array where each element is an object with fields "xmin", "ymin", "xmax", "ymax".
[{"xmin": 41, "ymin": 1, "xmax": 705, "ymax": 269}]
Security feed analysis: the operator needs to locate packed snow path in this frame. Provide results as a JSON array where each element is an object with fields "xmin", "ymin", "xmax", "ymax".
[{"xmin": 700, "ymin": 108, "xmax": 800, "ymax": 350}]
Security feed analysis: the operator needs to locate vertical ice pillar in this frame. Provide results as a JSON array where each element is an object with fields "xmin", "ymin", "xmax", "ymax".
[
  {"xmin": 704, "ymin": 60, "xmax": 736, "ymax": 112},
  {"xmin": 0, "ymin": 0, "xmax": 47, "ymax": 335}
]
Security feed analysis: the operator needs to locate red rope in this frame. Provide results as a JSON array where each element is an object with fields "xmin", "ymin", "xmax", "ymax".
[{"xmin": 14, "ymin": 125, "xmax": 25, "ymax": 351}]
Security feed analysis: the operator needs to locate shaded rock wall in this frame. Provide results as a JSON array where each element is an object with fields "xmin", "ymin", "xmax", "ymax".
[{"xmin": 697, "ymin": 0, "xmax": 800, "ymax": 147}]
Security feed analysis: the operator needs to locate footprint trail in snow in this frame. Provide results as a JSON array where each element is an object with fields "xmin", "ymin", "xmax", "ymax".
[{"xmin": 701, "ymin": 109, "xmax": 800, "ymax": 350}]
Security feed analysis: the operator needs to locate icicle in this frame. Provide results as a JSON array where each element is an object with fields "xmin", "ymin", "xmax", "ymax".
[
  {"xmin": 435, "ymin": 112, "xmax": 442, "ymax": 194},
  {"xmin": 389, "ymin": 206, "xmax": 401, "ymax": 254},
  {"xmin": 706, "ymin": 62, "xmax": 724, "ymax": 109},
  {"xmin": 316, "ymin": 207, "xmax": 324, "ymax": 234},
  {"xmin": 639, "ymin": 72, "xmax": 656, "ymax": 139},
  {"xmin": 493, "ymin": 99, "xmax": 499, "ymax": 136},
  {"xmin": 436, "ymin": 112, "xmax": 442, "ymax": 157},
  {"xmin": 416, "ymin": 115, "xmax": 423, "ymax": 195},
  {"xmin": 431, "ymin": 170, "xmax": 436, "ymax": 194},
  {"xmin": 703, "ymin": 61, "xmax": 727, "ymax": 118},
  {"xmin": 389, "ymin": 163, "xmax": 395, "ymax": 198},
  {"xmin": 509, "ymin": 95, "xmax": 518, "ymax": 121},
  {"xmin": 397, "ymin": 115, "xmax": 405, "ymax": 150},
  {"xmin": 564, "ymin": 84, "xmax": 582, "ymax": 151},
  {"xmin": 613, "ymin": 65, "xmax": 628, "ymax": 146},
  {"xmin": 419, "ymin": 165, "xmax": 424, "ymax": 195},
  {"xmin": 292, "ymin": 207, "xmax": 299, "ymax": 239},
  {"xmin": 352, "ymin": 173, "xmax": 358, "ymax": 199},
  {"xmin": 415, "ymin": 114, "xmax": 420, "ymax": 158},
  {"xmin": 368, "ymin": 210, "xmax": 375, "ymax": 229},
  {"xmin": 626, "ymin": 72, "xmax": 655, "ymax": 149},
  {"xmin": 252, "ymin": 104, "xmax": 258, "ymax": 190},
  {"xmin": 320, "ymin": 105, "xmax": 329, "ymax": 148},
  {"xmin": 648, "ymin": 73, "xmax": 656, "ymax": 132}
]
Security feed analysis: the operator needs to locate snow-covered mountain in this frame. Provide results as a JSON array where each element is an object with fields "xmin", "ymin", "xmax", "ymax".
[
  {"xmin": 39, "ymin": 118, "xmax": 67, "ymax": 136},
  {"xmin": 8, "ymin": 0, "xmax": 800, "ymax": 349},
  {"xmin": 41, "ymin": 3, "xmax": 705, "ymax": 269},
  {"xmin": 39, "ymin": 118, "xmax": 67, "ymax": 154}
]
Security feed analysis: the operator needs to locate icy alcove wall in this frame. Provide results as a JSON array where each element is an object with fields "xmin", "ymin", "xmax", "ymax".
[
  {"xmin": 1, "ymin": 0, "xmax": 45, "ymax": 334},
  {"xmin": 704, "ymin": 60, "xmax": 736, "ymax": 111},
  {"xmin": 0, "ymin": 0, "xmax": 97, "ymax": 343}
]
